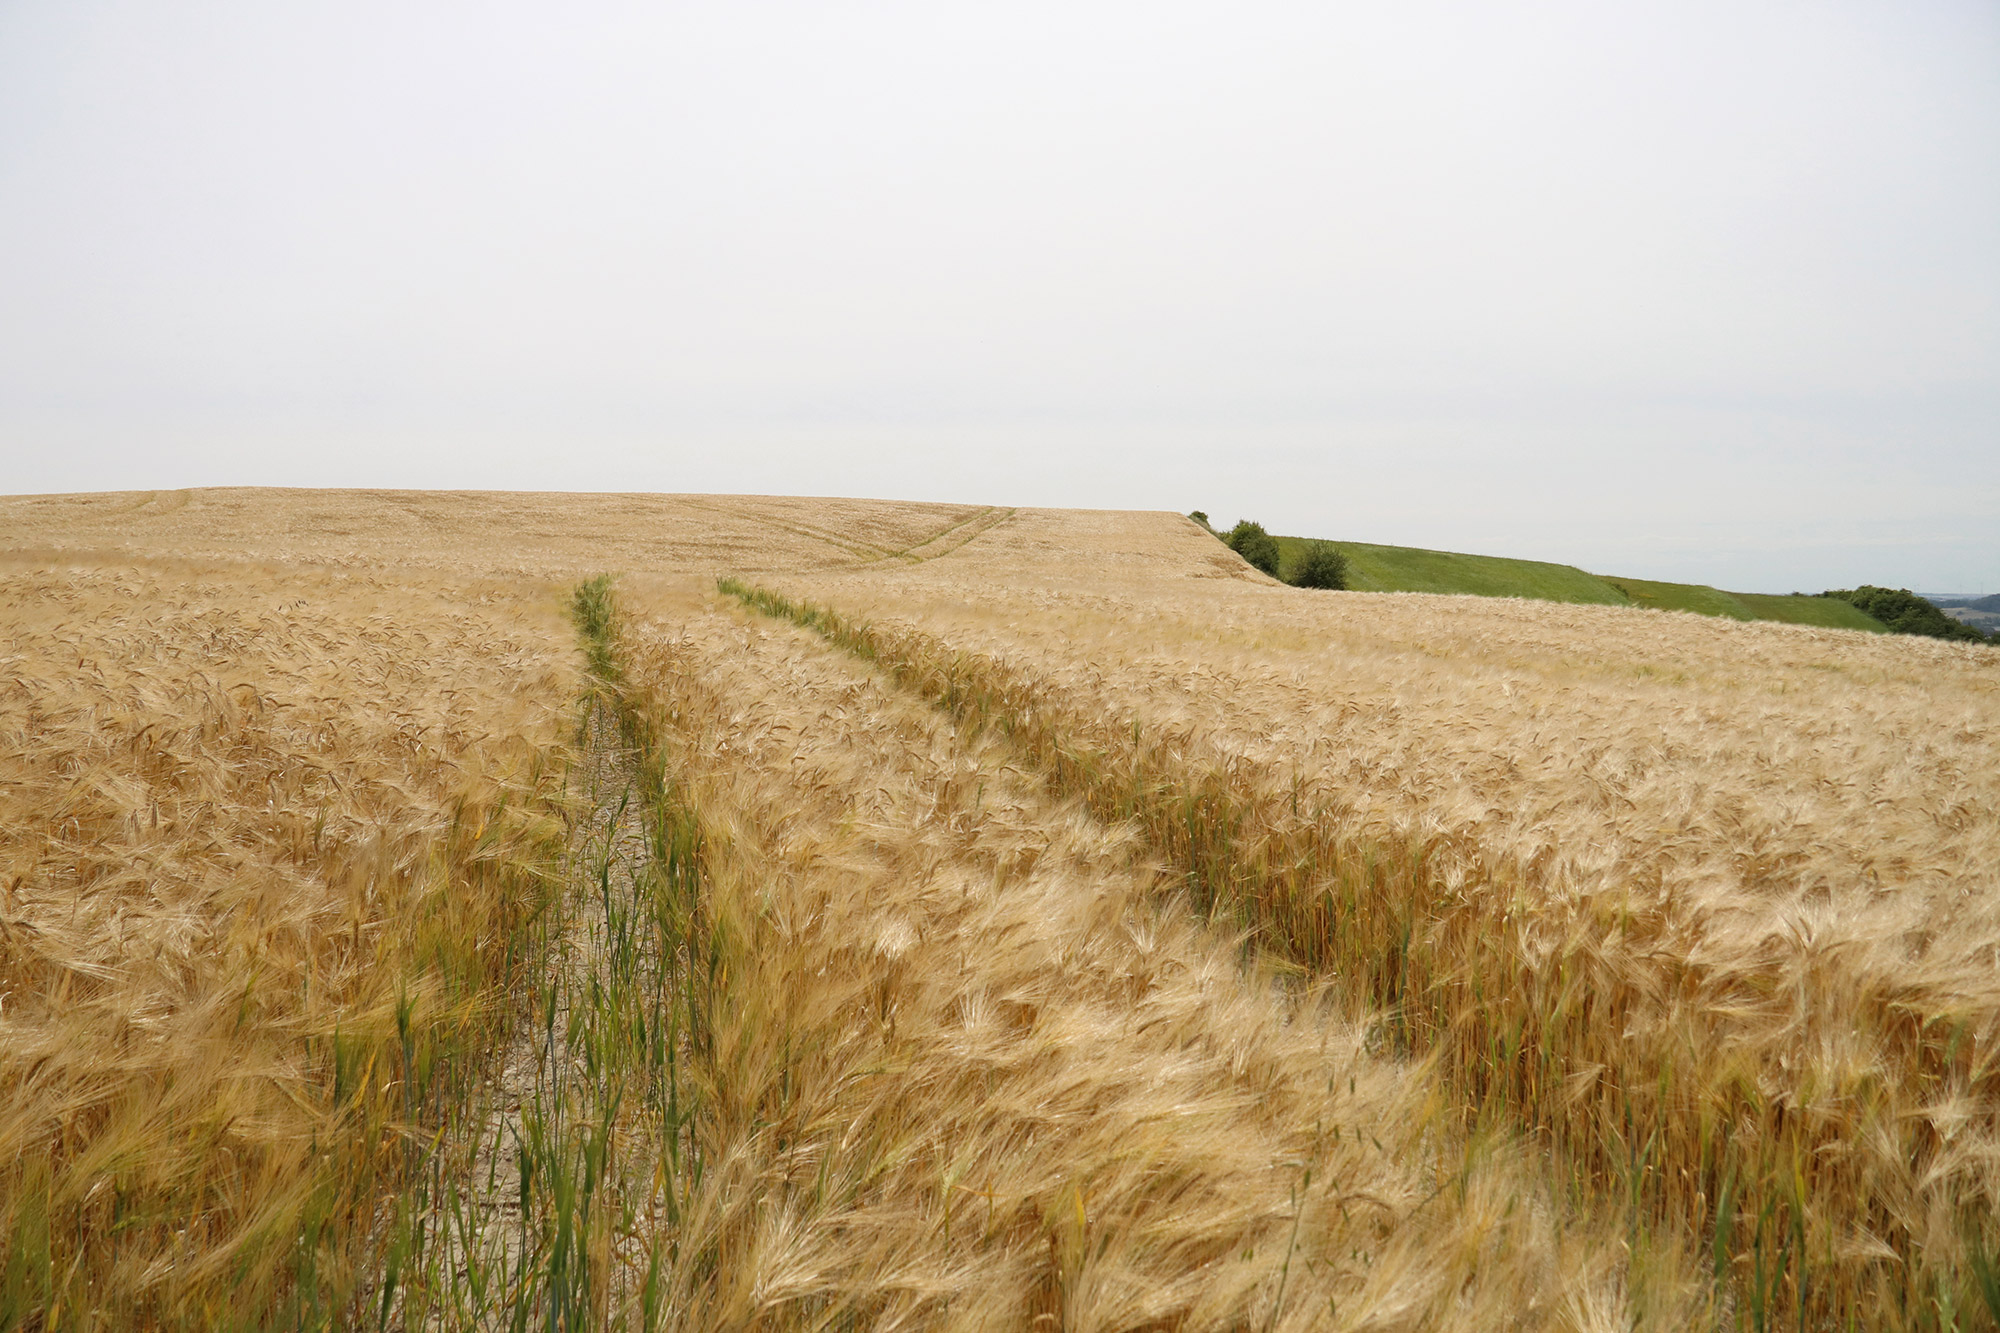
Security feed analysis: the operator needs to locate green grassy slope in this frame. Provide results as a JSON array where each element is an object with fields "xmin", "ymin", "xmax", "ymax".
[
  {"xmin": 1601, "ymin": 577, "xmax": 1754, "ymax": 620},
  {"xmin": 1275, "ymin": 536, "xmax": 1628, "ymax": 605},
  {"xmin": 1269, "ymin": 534, "xmax": 1893, "ymax": 633},
  {"xmin": 1732, "ymin": 593, "xmax": 1888, "ymax": 631}
]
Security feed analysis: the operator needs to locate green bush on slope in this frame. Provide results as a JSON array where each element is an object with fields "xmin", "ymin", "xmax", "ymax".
[
  {"xmin": 1224, "ymin": 521, "xmax": 1282, "ymax": 578},
  {"xmin": 1288, "ymin": 540, "xmax": 1349, "ymax": 590}
]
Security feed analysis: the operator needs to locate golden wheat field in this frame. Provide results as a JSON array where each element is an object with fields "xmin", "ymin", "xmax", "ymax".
[{"xmin": 2, "ymin": 487, "xmax": 1995, "ymax": 1331}]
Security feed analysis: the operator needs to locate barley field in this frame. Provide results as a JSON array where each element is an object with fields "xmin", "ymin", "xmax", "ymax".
[
  {"xmin": 2, "ymin": 488, "xmax": 1994, "ymax": 1330},
  {"xmin": 0, "ymin": 559, "xmax": 575, "ymax": 1325}
]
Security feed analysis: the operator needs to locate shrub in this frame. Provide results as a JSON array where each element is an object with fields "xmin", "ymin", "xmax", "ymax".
[
  {"xmin": 1225, "ymin": 521, "xmax": 1281, "ymax": 578},
  {"xmin": 1288, "ymin": 540, "xmax": 1348, "ymax": 590},
  {"xmin": 1189, "ymin": 510, "xmax": 1212, "ymax": 530}
]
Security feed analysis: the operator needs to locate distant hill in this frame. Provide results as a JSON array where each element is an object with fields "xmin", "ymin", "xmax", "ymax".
[
  {"xmin": 1939, "ymin": 604, "xmax": 2000, "ymax": 632},
  {"xmin": 1269, "ymin": 535, "xmax": 1889, "ymax": 633}
]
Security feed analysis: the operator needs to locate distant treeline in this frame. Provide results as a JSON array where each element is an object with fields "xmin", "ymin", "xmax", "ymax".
[{"xmin": 1820, "ymin": 586, "xmax": 1994, "ymax": 644}]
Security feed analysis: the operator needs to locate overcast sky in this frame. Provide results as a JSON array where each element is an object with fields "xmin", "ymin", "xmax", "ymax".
[{"xmin": 2, "ymin": 1, "xmax": 1995, "ymax": 591}]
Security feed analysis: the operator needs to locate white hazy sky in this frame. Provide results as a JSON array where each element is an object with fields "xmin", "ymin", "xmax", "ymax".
[{"xmin": 2, "ymin": 1, "xmax": 1996, "ymax": 591}]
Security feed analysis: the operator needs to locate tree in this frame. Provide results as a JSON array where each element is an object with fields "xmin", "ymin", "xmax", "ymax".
[
  {"xmin": 1225, "ymin": 520, "xmax": 1281, "ymax": 578},
  {"xmin": 1822, "ymin": 586, "xmax": 1991, "ymax": 644},
  {"xmin": 1289, "ymin": 540, "xmax": 1348, "ymax": 590}
]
